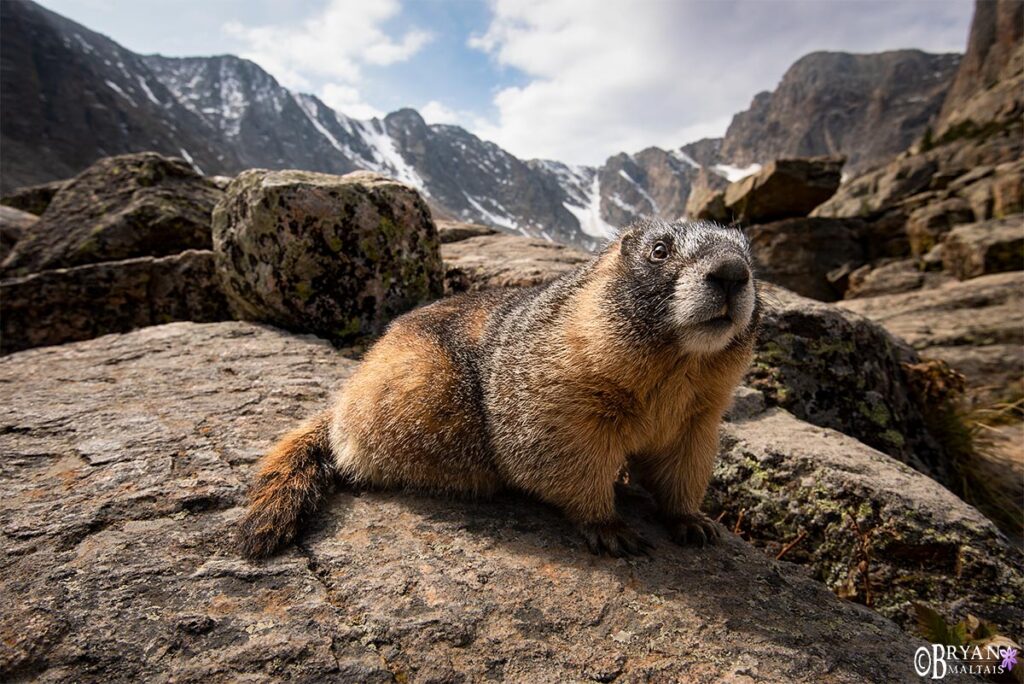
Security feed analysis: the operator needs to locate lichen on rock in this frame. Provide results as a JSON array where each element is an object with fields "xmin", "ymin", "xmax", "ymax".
[{"xmin": 212, "ymin": 170, "xmax": 444, "ymax": 342}]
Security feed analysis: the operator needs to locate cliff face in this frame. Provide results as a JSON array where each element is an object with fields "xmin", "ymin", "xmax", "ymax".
[
  {"xmin": 718, "ymin": 50, "xmax": 962, "ymax": 174},
  {"xmin": 935, "ymin": 0, "xmax": 1024, "ymax": 136}
]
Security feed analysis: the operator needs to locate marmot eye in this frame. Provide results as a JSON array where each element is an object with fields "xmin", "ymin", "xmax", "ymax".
[{"xmin": 650, "ymin": 241, "xmax": 669, "ymax": 262}]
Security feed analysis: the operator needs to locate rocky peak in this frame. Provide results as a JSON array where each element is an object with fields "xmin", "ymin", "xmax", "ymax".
[
  {"xmin": 718, "ymin": 50, "xmax": 962, "ymax": 174},
  {"xmin": 935, "ymin": 0, "xmax": 1024, "ymax": 136}
]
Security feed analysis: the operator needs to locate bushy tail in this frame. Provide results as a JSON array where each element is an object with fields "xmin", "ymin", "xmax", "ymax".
[{"xmin": 238, "ymin": 412, "xmax": 336, "ymax": 558}]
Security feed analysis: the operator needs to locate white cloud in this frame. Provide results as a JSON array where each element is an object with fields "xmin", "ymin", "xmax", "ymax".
[
  {"xmin": 469, "ymin": 0, "xmax": 973, "ymax": 165},
  {"xmin": 320, "ymin": 84, "xmax": 385, "ymax": 120},
  {"xmin": 420, "ymin": 100, "xmax": 462, "ymax": 125},
  {"xmin": 223, "ymin": 0, "xmax": 431, "ymax": 117}
]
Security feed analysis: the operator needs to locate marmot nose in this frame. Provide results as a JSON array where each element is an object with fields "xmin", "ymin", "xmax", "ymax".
[{"xmin": 706, "ymin": 257, "xmax": 750, "ymax": 299}]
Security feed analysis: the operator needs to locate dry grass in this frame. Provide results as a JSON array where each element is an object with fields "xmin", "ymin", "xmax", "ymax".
[{"xmin": 958, "ymin": 395, "xmax": 1024, "ymax": 544}]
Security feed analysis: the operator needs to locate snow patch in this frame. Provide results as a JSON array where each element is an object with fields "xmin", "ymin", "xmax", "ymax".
[
  {"xmin": 563, "ymin": 173, "xmax": 616, "ymax": 239},
  {"xmin": 712, "ymin": 163, "xmax": 762, "ymax": 182},
  {"xmin": 178, "ymin": 148, "xmax": 203, "ymax": 174},
  {"xmin": 218, "ymin": 61, "xmax": 248, "ymax": 137},
  {"xmin": 104, "ymin": 80, "xmax": 136, "ymax": 106},
  {"xmin": 464, "ymin": 193, "xmax": 518, "ymax": 231},
  {"xmin": 673, "ymin": 149, "xmax": 701, "ymax": 170},
  {"xmin": 73, "ymin": 33, "xmax": 94, "ymax": 54},
  {"xmin": 294, "ymin": 94, "xmax": 346, "ymax": 154},
  {"xmin": 616, "ymin": 169, "xmax": 659, "ymax": 213},
  {"xmin": 136, "ymin": 76, "xmax": 160, "ymax": 105},
  {"xmin": 354, "ymin": 120, "xmax": 428, "ymax": 195}
]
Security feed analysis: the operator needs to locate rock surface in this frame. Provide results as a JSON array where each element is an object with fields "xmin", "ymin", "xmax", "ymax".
[
  {"xmin": 1, "ymin": 153, "xmax": 222, "ymax": 276},
  {"xmin": 839, "ymin": 271, "xmax": 1024, "ymax": 405},
  {"xmin": 0, "ymin": 321, "xmax": 979, "ymax": 683},
  {"xmin": 0, "ymin": 206, "xmax": 37, "ymax": 260},
  {"xmin": 905, "ymin": 197, "xmax": 976, "ymax": 256},
  {"xmin": 844, "ymin": 259, "xmax": 954, "ymax": 299},
  {"xmin": 934, "ymin": 0, "xmax": 1024, "ymax": 138},
  {"xmin": 213, "ymin": 170, "xmax": 444, "ymax": 342},
  {"xmin": 0, "ymin": 250, "xmax": 230, "ymax": 354},
  {"xmin": 941, "ymin": 216, "xmax": 1024, "ymax": 280},
  {"xmin": 746, "ymin": 217, "xmax": 865, "ymax": 301},
  {"xmin": 712, "ymin": 406, "xmax": 1024, "ymax": 632},
  {"xmin": 0, "ymin": 179, "xmax": 67, "ymax": 216},
  {"xmin": 750, "ymin": 286, "xmax": 952, "ymax": 483},
  {"xmin": 683, "ymin": 169, "xmax": 729, "ymax": 221},
  {"xmin": 441, "ymin": 233, "xmax": 590, "ymax": 294},
  {"xmin": 724, "ymin": 157, "xmax": 844, "ymax": 224},
  {"xmin": 434, "ymin": 219, "xmax": 498, "ymax": 244}
]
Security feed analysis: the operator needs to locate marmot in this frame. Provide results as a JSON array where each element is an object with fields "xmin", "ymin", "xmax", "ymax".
[{"xmin": 239, "ymin": 217, "xmax": 761, "ymax": 558}]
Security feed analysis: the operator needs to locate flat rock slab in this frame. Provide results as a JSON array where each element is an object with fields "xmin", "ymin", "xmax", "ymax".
[
  {"xmin": 441, "ymin": 233, "xmax": 590, "ymax": 294},
  {"xmin": 0, "ymin": 321, "xmax": 960, "ymax": 682},
  {"xmin": 839, "ymin": 271, "xmax": 1024, "ymax": 403}
]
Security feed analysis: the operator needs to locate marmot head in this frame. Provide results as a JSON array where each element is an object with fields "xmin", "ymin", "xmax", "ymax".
[{"xmin": 606, "ymin": 217, "xmax": 759, "ymax": 354}]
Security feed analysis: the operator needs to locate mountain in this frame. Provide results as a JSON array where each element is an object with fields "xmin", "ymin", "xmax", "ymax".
[
  {"xmin": 717, "ymin": 50, "xmax": 962, "ymax": 175},
  {"xmin": 0, "ymin": 0, "xmax": 233, "ymax": 189},
  {"xmin": 934, "ymin": 0, "xmax": 1023, "ymax": 138},
  {"xmin": 1, "ymin": 0, "xmax": 964, "ymax": 249}
]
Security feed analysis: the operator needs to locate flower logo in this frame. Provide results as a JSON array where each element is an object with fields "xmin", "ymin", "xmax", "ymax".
[{"xmin": 1001, "ymin": 646, "xmax": 1018, "ymax": 671}]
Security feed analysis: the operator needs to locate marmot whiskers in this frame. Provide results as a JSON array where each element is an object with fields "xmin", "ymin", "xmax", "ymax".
[{"xmin": 239, "ymin": 218, "xmax": 761, "ymax": 558}]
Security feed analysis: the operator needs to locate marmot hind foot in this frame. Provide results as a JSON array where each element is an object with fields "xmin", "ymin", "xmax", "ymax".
[{"xmin": 580, "ymin": 519, "xmax": 653, "ymax": 557}]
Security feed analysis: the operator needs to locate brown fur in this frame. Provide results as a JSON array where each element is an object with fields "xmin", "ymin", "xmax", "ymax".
[{"xmin": 237, "ymin": 412, "xmax": 335, "ymax": 558}]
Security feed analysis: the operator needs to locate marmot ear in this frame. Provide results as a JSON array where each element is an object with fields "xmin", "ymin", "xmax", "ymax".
[{"xmin": 618, "ymin": 228, "xmax": 639, "ymax": 255}]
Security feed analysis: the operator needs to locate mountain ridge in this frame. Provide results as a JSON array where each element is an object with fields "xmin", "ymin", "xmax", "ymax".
[{"xmin": 1, "ymin": 0, "xmax": 963, "ymax": 249}]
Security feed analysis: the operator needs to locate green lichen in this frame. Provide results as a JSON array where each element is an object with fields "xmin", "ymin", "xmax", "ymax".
[
  {"xmin": 857, "ymin": 400, "xmax": 892, "ymax": 428},
  {"xmin": 881, "ymin": 429, "xmax": 906, "ymax": 448},
  {"xmin": 294, "ymin": 281, "xmax": 313, "ymax": 302},
  {"xmin": 333, "ymin": 316, "xmax": 363, "ymax": 339}
]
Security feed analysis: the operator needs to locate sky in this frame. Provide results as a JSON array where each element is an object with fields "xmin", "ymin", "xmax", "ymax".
[{"xmin": 39, "ymin": 0, "xmax": 975, "ymax": 166}]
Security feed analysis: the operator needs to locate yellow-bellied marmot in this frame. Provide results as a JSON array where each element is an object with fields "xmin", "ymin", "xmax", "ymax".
[{"xmin": 239, "ymin": 217, "xmax": 761, "ymax": 558}]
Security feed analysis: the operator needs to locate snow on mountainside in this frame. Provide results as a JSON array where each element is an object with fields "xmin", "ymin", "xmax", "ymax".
[{"xmin": 1, "ymin": 0, "xmax": 963, "ymax": 251}]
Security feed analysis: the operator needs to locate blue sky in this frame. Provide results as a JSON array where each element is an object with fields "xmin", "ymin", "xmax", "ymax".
[{"xmin": 38, "ymin": 0, "xmax": 974, "ymax": 165}]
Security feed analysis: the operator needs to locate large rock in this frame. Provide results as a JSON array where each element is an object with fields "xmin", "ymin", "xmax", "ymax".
[
  {"xmin": 941, "ymin": 215, "xmax": 1024, "ymax": 280},
  {"xmin": 1, "ymin": 153, "xmax": 222, "ymax": 276},
  {"xmin": 844, "ymin": 259, "xmax": 954, "ymax": 299},
  {"xmin": 434, "ymin": 219, "xmax": 498, "ymax": 244},
  {"xmin": 213, "ymin": 170, "xmax": 444, "ymax": 342},
  {"xmin": 746, "ymin": 217, "xmax": 865, "ymax": 301},
  {"xmin": 935, "ymin": 0, "xmax": 1024, "ymax": 138},
  {"xmin": 0, "ymin": 321, "xmax": 978, "ymax": 682},
  {"xmin": 839, "ymin": 271, "xmax": 1024, "ymax": 405},
  {"xmin": 904, "ymin": 197, "xmax": 975, "ymax": 256},
  {"xmin": 0, "ymin": 206, "xmax": 37, "ymax": 260},
  {"xmin": 751, "ymin": 286, "xmax": 953, "ymax": 484},
  {"xmin": 711, "ymin": 407, "xmax": 1024, "ymax": 632},
  {"xmin": 0, "ymin": 179, "xmax": 68, "ymax": 216},
  {"xmin": 723, "ymin": 157, "xmax": 844, "ymax": 224},
  {"xmin": 442, "ymin": 233, "xmax": 590, "ymax": 294},
  {"xmin": 683, "ymin": 168, "xmax": 729, "ymax": 221},
  {"xmin": 0, "ymin": 250, "xmax": 230, "ymax": 354}
]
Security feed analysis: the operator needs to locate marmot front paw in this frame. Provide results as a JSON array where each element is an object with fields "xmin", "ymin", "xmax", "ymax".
[
  {"xmin": 580, "ymin": 519, "xmax": 653, "ymax": 557},
  {"xmin": 668, "ymin": 513, "xmax": 722, "ymax": 548}
]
